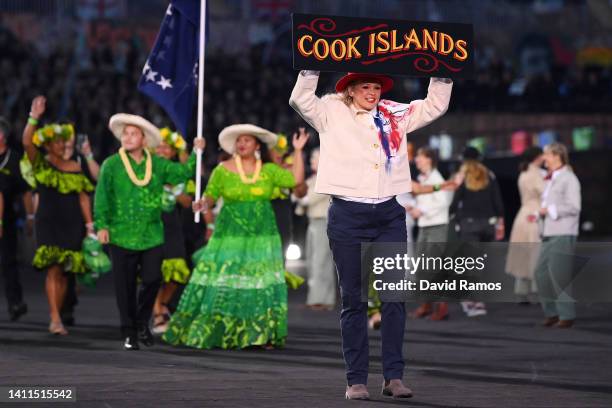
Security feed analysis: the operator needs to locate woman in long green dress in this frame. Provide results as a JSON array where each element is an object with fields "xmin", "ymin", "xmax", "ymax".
[{"xmin": 163, "ymin": 124, "xmax": 307, "ymax": 349}]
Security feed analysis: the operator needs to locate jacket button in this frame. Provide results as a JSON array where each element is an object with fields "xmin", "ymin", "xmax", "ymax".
[
  {"xmin": 374, "ymin": 164, "xmax": 379, "ymax": 169},
  {"xmin": 373, "ymin": 143, "xmax": 379, "ymax": 149}
]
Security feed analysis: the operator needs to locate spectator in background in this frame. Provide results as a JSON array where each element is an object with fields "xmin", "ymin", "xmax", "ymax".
[
  {"xmin": 58, "ymin": 132, "xmax": 100, "ymax": 327},
  {"xmin": 0, "ymin": 117, "xmax": 30, "ymax": 321},
  {"xmin": 505, "ymin": 147, "xmax": 545, "ymax": 304},
  {"xmin": 64, "ymin": 134, "xmax": 100, "ymax": 182},
  {"xmin": 269, "ymin": 132, "xmax": 295, "ymax": 262},
  {"xmin": 535, "ymin": 142, "xmax": 581, "ymax": 329},
  {"xmin": 408, "ymin": 147, "xmax": 453, "ymax": 321},
  {"xmin": 295, "ymin": 147, "xmax": 336, "ymax": 311},
  {"xmin": 450, "ymin": 147, "xmax": 505, "ymax": 317},
  {"xmin": 152, "ymin": 128, "xmax": 194, "ymax": 335}
]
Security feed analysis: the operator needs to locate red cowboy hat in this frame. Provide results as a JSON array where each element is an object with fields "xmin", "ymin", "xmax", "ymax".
[{"xmin": 335, "ymin": 72, "xmax": 394, "ymax": 94}]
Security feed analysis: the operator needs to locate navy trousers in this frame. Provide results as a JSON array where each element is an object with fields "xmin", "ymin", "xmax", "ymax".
[{"xmin": 327, "ymin": 197, "xmax": 407, "ymax": 385}]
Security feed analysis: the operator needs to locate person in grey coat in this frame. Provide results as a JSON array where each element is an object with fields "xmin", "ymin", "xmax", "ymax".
[{"xmin": 535, "ymin": 142, "xmax": 581, "ymax": 328}]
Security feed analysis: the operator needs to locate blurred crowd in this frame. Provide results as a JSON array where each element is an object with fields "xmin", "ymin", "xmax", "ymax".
[{"xmin": 0, "ymin": 23, "xmax": 611, "ymax": 164}]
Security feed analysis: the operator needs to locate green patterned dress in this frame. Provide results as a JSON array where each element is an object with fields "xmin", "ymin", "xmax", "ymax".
[{"xmin": 163, "ymin": 162, "xmax": 296, "ymax": 349}]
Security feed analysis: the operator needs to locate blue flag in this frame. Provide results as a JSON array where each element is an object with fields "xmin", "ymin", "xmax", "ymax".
[{"xmin": 138, "ymin": 0, "xmax": 200, "ymax": 137}]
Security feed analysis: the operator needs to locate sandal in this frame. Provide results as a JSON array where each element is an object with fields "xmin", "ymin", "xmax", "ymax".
[
  {"xmin": 49, "ymin": 321, "xmax": 68, "ymax": 336},
  {"xmin": 151, "ymin": 313, "xmax": 170, "ymax": 335}
]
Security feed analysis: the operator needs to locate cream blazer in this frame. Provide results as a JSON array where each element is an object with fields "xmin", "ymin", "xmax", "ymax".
[{"xmin": 289, "ymin": 72, "xmax": 452, "ymax": 198}]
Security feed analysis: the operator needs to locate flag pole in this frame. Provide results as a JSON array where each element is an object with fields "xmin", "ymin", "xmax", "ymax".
[{"xmin": 194, "ymin": 0, "xmax": 206, "ymax": 223}]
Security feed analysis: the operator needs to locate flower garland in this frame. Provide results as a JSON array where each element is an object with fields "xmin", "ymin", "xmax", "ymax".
[
  {"xmin": 234, "ymin": 155, "xmax": 261, "ymax": 184},
  {"xmin": 272, "ymin": 133, "xmax": 288, "ymax": 154},
  {"xmin": 159, "ymin": 127, "xmax": 187, "ymax": 152},
  {"xmin": 32, "ymin": 123, "xmax": 74, "ymax": 147},
  {"xmin": 119, "ymin": 147, "xmax": 152, "ymax": 187}
]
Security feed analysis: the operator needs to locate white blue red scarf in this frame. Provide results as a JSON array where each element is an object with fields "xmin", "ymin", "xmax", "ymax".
[{"xmin": 373, "ymin": 100, "xmax": 412, "ymax": 173}]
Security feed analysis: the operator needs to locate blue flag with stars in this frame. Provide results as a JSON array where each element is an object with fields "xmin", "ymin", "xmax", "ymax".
[{"xmin": 138, "ymin": 0, "xmax": 200, "ymax": 136}]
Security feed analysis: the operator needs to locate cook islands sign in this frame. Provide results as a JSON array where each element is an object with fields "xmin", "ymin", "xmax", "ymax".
[{"xmin": 292, "ymin": 13, "xmax": 474, "ymax": 79}]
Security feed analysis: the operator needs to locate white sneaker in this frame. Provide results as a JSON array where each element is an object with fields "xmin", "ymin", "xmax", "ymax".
[
  {"xmin": 461, "ymin": 301, "xmax": 474, "ymax": 314},
  {"xmin": 467, "ymin": 302, "xmax": 487, "ymax": 317}
]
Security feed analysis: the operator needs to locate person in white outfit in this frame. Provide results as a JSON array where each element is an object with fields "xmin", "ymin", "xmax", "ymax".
[
  {"xmin": 296, "ymin": 148, "xmax": 336, "ymax": 310},
  {"xmin": 407, "ymin": 147, "xmax": 452, "ymax": 320},
  {"xmin": 505, "ymin": 147, "xmax": 545, "ymax": 304}
]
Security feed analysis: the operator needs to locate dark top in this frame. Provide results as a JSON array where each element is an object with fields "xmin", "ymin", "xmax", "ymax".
[
  {"xmin": 181, "ymin": 175, "xmax": 207, "ymax": 261},
  {"xmin": 70, "ymin": 152, "xmax": 97, "ymax": 185},
  {"xmin": 0, "ymin": 148, "xmax": 29, "ymax": 221},
  {"xmin": 31, "ymin": 153, "xmax": 93, "ymax": 251},
  {"xmin": 36, "ymin": 183, "xmax": 85, "ymax": 250},
  {"xmin": 162, "ymin": 206, "xmax": 187, "ymax": 260},
  {"xmin": 450, "ymin": 171, "xmax": 504, "ymax": 220}
]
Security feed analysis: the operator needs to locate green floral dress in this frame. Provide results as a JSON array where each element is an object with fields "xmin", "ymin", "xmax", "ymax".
[{"xmin": 163, "ymin": 162, "xmax": 296, "ymax": 349}]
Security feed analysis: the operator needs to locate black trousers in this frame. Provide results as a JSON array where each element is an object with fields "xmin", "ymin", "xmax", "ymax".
[
  {"xmin": 327, "ymin": 197, "xmax": 407, "ymax": 385},
  {"xmin": 109, "ymin": 244, "xmax": 163, "ymax": 337},
  {"xmin": 1, "ymin": 218, "xmax": 24, "ymax": 308},
  {"xmin": 457, "ymin": 217, "xmax": 495, "ymax": 242}
]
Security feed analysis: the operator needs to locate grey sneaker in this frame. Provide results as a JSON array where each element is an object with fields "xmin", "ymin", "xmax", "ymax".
[
  {"xmin": 382, "ymin": 379, "xmax": 413, "ymax": 399},
  {"xmin": 345, "ymin": 384, "xmax": 369, "ymax": 400}
]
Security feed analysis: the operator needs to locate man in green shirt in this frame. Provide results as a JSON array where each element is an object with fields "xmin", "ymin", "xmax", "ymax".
[{"xmin": 95, "ymin": 113, "xmax": 205, "ymax": 350}]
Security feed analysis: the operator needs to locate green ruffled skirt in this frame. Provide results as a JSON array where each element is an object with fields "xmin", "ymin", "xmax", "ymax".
[
  {"xmin": 32, "ymin": 245, "xmax": 88, "ymax": 274},
  {"xmin": 163, "ymin": 200, "xmax": 288, "ymax": 349},
  {"xmin": 162, "ymin": 258, "xmax": 191, "ymax": 284}
]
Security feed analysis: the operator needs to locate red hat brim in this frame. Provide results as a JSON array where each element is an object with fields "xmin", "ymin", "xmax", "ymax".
[{"xmin": 335, "ymin": 72, "xmax": 394, "ymax": 94}]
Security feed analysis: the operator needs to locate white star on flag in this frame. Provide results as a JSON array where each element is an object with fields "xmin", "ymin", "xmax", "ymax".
[
  {"xmin": 157, "ymin": 75, "xmax": 173, "ymax": 90},
  {"xmin": 146, "ymin": 70, "xmax": 157, "ymax": 82},
  {"xmin": 142, "ymin": 61, "xmax": 151, "ymax": 74}
]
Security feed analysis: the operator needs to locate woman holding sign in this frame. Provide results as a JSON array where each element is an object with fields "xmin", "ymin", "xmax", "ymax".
[{"xmin": 290, "ymin": 71, "xmax": 452, "ymax": 400}]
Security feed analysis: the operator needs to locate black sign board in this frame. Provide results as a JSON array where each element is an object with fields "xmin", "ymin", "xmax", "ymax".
[{"xmin": 292, "ymin": 13, "xmax": 474, "ymax": 79}]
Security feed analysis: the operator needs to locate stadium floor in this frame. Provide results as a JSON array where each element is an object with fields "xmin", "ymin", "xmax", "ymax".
[{"xmin": 1, "ymin": 265, "xmax": 611, "ymax": 407}]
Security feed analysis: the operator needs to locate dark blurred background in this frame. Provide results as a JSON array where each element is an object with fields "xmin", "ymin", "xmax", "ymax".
[{"xmin": 1, "ymin": 0, "xmax": 611, "ymax": 238}]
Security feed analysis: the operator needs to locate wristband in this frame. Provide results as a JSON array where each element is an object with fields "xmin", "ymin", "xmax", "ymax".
[
  {"xmin": 207, "ymin": 224, "xmax": 215, "ymax": 230},
  {"xmin": 0, "ymin": 219, "xmax": 3, "ymax": 226},
  {"xmin": 433, "ymin": 184, "xmax": 441, "ymax": 192},
  {"xmin": 27, "ymin": 116, "xmax": 39, "ymax": 126},
  {"xmin": 85, "ymin": 153, "xmax": 94, "ymax": 161}
]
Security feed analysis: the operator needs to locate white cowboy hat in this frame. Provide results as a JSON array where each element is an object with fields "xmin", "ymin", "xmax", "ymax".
[
  {"xmin": 108, "ymin": 113, "xmax": 161, "ymax": 148},
  {"xmin": 218, "ymin": 124, "xmax": 278, "ymax": 154}
]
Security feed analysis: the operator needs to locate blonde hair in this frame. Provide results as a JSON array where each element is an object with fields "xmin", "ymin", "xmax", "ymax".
[
  {"xmin": 339, "ymin": 79, "xmax": 382, "ymax": 107},
  {"xmin": 341, "ymin": 89, "xmax": 353, "ymax": 106},
  {"xmin": 544, "ymin": 142, "xmax": 570, "ymax": 166},
  {"xmin": 460, "ymin": 160, "xmax": 490, "ymax": 191}
]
